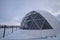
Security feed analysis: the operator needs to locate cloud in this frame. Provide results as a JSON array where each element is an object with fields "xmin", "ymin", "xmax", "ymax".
[
  {"xmin": 0, "ymin": 0, "xmax": 60, "ymax": 25},
  {"xmin": 49, "ymin": 0, "xmax": 60, "ymax": 13},
  {"xmin": 51, "ymin": 3, "xmax": 60, "ymax": 13}
]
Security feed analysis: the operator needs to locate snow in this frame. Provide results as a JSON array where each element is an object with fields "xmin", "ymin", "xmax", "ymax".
[
  {"xmin": 0, "ymin": 29, "xmax": 60, "ymax": 40},
  {"xmin": 0, "ymin": 28, "xmax": 19, "ymax": 39},
  {"xmin": 0, "ymin": 28, "xmax": 4, "ymax": 39}
]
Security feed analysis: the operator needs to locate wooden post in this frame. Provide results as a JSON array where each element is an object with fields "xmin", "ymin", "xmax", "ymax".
[
  {"xmin": 12, "ymin": 26, "xmax": 13, "ymax": 33},
  {"xmin": 16, "ymin": 26, "xmax": 17, "ymax": 31},
  {"xmin": 3, "ymin": 25, "xmax": 6, "ymax": 38}
]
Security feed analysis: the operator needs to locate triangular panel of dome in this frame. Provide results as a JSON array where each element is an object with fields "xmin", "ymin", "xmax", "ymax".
[
  {"xmin": 26, "ymin": 16, "xmax": 32, "ymax": 21},
  {"xmin": 42, "ymin": 21, "xmax": 53, "ymax": 29},
  {"xmin": 29, "ymin": 22, "xmax": 40, "ymax": 29},
  {"xmin": 35, "ymin": 13, "xmax": 44, "ymax": 20},
  {"xmin": 26, "ymin": 21, "xmax": 32, "ymax": 27},
  {"xmin": 31, "ymin": 13, "xmax": 37, "ymax": 19},
  {"xmin": 35, "ymin": 20, "xmax": 44, "ymax": 28}
]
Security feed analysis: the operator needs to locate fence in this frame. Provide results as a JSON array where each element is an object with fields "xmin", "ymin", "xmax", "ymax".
[{"xmin": 0, "ymin": 25, "xmax": 20, "ymax": 38}]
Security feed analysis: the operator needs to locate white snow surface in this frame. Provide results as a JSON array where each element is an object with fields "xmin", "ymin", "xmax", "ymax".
[{"xmin": 0, "ymin": 29, "xmax": 60, "ymax": 40}]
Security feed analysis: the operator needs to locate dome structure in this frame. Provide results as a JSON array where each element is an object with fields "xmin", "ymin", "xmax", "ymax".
[{"xmin": 20, "ymin": 10, "xmax": 60, "ymax": 38}]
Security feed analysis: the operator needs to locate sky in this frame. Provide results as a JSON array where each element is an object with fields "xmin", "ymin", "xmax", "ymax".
[{"xmin": 0, "ymin": 0, "xmax": 60, "ymax": 25}]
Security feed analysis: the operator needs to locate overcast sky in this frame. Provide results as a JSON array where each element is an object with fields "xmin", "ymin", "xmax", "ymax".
[{"xmin": 0, "ymin": 0, "xmax": 60, "ymax": 25}]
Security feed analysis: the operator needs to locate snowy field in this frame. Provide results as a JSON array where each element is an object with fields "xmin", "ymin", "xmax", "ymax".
[
  {"xmin": 0, "ymin": 29, "xmax": 60, "ymax": 40},
  {"xmin": 0, "ymin": 28, "xmax": 19, "ymax": 39}
]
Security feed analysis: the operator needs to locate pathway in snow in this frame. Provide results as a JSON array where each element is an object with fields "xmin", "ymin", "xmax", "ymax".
[{"xmin": 1, "ymin": 29, "xmax": 60, "ymax": 40}]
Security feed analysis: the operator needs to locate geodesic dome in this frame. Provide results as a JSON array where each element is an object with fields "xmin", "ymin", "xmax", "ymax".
[
  {"xmin": 21, "ymin": 11, "xmax": 53, "ymax": 30},
  {"xmin": 20, "ymin": 10, "xmax": 60, "ymax": 38}
]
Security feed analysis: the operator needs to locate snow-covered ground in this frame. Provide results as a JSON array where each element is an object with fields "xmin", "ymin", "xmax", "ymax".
[
  {"xmin": 0, "ymin": 29, "xmax": 60, "ymax": 40},
  {"xmin": 0, "ymin": 28, "xmax": 4, "ymax": 39},
  {"xmin": 0, "ymin": 28, "xmax": 19, "ymax": 39}
]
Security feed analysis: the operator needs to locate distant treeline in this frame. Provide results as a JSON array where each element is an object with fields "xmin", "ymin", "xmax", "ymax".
[{"xmin": 0, "ymin": 25, "xmax": 20, "ymax": 28}]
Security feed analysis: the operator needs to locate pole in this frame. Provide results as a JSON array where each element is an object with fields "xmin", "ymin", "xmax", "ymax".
[{"xmin": 3, "ymin": 25, "xmax": 6, "ymax": 38}]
